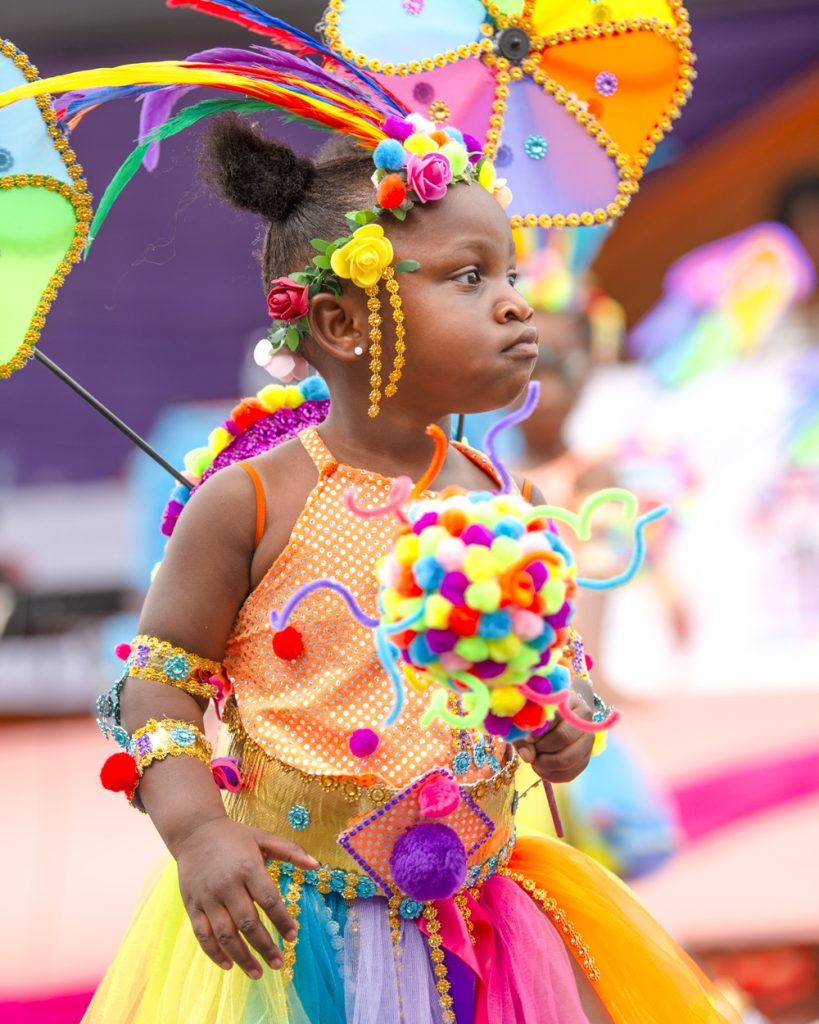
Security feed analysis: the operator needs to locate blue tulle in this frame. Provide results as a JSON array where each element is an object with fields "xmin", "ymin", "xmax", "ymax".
[{"xmin": 278, "ymin": 880, "xmax": 348, "ymax": 1024}]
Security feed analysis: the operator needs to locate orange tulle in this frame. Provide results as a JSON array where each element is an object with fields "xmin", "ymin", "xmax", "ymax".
[{"xmin": 508, "ymin": 835, "xmax": 743, "ymax": 1024}]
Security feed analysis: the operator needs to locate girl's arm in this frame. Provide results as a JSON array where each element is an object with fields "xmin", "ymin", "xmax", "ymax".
[{"xmin": 120, "ymin": 464, "xmax": 317, "ymax": 979}]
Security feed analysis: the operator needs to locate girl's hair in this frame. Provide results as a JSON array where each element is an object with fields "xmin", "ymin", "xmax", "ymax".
[{"xmin": 200, "ymin": 114, "xmax": 374, "ymax": 288}]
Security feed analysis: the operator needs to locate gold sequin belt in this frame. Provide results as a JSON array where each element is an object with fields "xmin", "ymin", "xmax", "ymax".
[{"xmin": 218, "ymin": 701, "xmax": 518, "ymax": 891}]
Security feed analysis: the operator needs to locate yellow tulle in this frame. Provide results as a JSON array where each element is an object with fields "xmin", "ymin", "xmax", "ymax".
[
  {"xmin": 508, "ymin": 835, "xmax": 743, "ymax": 1024},
  {"xmin": 81, "ymin": 861, "xmax": 310, "ymax": 1024}
]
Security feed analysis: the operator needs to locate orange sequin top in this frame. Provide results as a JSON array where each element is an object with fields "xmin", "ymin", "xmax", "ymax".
[{"xmin": 223, "ymin": 426, "xmax": 507, "ymax": 789}]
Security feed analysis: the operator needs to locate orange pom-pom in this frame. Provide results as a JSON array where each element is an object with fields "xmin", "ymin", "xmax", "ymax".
[
  {"xmin": 439, "ymin": 508, "xmax": 468, "ymax": 536},
  {"xmin": 396, "ymin": 565, "xmax": 424, "ymax": 597},
  {"xmin": 376, "ymin": 173, "xmax": 407, "ymax": 210},
  {"xmin": 272, "ymin": 626, "xmax": 304, "ymax": 660},
  {"xmin": 513, "ymin": 703, "xmax": 548, "ymax": 732},
  {"xmin": 431, "ymin": 130, "xmax": 450, "ymax": 146},
  {"xmin": 231, "ymin": 399, "xmax": 268, "ymax": 432},
  {"xmin": 100, "ymin": 752, "xmax": 139, "ymax": 797}
]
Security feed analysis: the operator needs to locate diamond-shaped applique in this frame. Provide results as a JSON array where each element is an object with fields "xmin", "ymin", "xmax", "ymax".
[
  {"xmin": 338, "ymin": 767, "xmax": 494, "ymax": 896},
  {"xmin": 321, "ymin": 0, "xmax": 694, "ymax": 228}
]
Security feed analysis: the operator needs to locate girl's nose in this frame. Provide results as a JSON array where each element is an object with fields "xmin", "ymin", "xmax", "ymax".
[{"xmin": 495, "ymin": 288, "xmax": 533, "ymax": 324}]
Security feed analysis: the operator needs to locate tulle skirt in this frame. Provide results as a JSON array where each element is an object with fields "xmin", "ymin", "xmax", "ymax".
[{"xmin": 82, "ymin": 834, "xmax": 741, "ymax": 1024}]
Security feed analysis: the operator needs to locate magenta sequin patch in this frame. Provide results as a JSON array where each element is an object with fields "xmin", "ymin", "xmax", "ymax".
[{"xmin": 202, "ymin": 400, "xmax": 330, "ymax": 484}]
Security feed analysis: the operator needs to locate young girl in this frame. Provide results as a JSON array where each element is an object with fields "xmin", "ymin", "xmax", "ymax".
[
  {"xmin": 0, "ymin": 20, "xmax": 740, "ymax": 1022},
  {"xmin": 73, "ymin": 117, "xmax": 738, "ymax": 1023}
]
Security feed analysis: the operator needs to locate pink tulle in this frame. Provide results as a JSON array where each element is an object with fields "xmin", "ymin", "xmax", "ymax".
[{"xmin": 421, "ymin": 874, "xmax": 589, "ymax": 1023}]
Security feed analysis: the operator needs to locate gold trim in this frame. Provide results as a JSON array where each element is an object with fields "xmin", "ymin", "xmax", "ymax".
[
  {"xmin": 0, "ymin": 40, "xmax": 92, "ymax": 378},
  {"xmin": 501, "ymin": 867, "xmax": 601, "ymax": 984}
]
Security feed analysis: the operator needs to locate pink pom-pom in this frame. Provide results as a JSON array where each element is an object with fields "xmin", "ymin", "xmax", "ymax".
[
  {"xmin": 114, "ymin": 643, "xmax": 132, "ymax": 661},
  {"xmin": 349, "ymin": 728, "xmax": 380, "ymax": 758},
  {"xmin": 585, "ymin": 652, "xmax": 595, "ymax": 671},
  {"xmin": 418, "ymin": 775, "xmax": 461, "ymax": 818}
]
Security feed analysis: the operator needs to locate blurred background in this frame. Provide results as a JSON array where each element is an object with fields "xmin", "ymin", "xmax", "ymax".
[{"xmin": 1, "ymin": 1, "xmax": 818, "ymax": 1021}]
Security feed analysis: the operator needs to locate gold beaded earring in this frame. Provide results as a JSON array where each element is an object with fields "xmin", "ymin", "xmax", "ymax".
[
  {"xmin": 365, "ymin": 283, "xmax": 383, "ymax": 418},
  {"xmin": 382, "ymin": 266, "xmax": 406, "ymax": 399}
]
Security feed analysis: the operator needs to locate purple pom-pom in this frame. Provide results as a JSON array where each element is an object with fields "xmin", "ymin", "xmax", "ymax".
[
  {"xmin": 412, "ymin": 511, "xmax": 439, "ymax": 535},
  {"xmin": 462, "ymin": 132, "xmax": 483, "ymax": 163},
  {"xmin": 471, "ymin": 659, "xmax": 507, "ymax": 680},
  {"xmin": 383, "ymin": 115, "xmax": 415, "ymax": 142},
  {"xmin": 527, "ymin": 560, "xmax": 548, "ymax": 589},
  {"xmin": 349, "ymin": 728, "xmax": 380, "ymax": 758},
  {"xmin": 440, "ymin": 571, "xmax": 469, "ymax": 604},
  {"xmin": 525, "ymin": 675, "xmax": 553, "ymax": 695},
  {"xmin": 425, "ymin": 628, "xmax": 458, "ymax": 654},
  {"xmin": 484, "ymin": 712, "xmax": 513, "ymax": 736},
  {"xmin": 546, "ymin": 602, "xmax": 573, "ymax": 629},
  {"xmin": 390, "ymin": 823, "xmax": 467, "ymax": 901},
  {"xmin": 461, "ymin": 523, "xmax": 494, "ymax": 547}
]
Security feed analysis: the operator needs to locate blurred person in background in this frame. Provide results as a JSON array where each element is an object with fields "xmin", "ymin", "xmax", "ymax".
[{"xmin": 510, "ymin": 239, "xmax": 681, "ymax": 882}]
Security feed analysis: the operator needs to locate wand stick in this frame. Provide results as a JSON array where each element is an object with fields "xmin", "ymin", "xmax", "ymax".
[{"xmin": 33, "ymin": 349, "xmax": 190, "ymax": 488}]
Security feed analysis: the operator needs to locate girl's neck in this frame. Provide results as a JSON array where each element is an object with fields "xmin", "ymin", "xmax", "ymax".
[{"xmin": 318, "ymin": 402, "xmax": 453, "ymax": 482}]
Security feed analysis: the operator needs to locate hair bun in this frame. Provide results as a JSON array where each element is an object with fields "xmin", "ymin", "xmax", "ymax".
[{"xmin": 201, "ymin": 114, "xmax": 316, "ymax": 221}]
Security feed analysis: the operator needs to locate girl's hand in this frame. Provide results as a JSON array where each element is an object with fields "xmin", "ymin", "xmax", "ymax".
[
  {"xmin": 513, "ymin": 692, "xmax": 595, "ymax": 783},
  {"xmin": 174, "ymin": 817, "xmax": 318, "ymax": 978}
]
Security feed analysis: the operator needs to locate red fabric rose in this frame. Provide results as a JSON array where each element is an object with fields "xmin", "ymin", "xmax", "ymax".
[{"xmin": 266, "ymin": 276, "xmax": 309, "ymax": 322}]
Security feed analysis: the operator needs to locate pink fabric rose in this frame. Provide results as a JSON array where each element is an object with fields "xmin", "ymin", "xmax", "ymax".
[
  {"xmin": 405, "ymin": 151, "xmax": 453, "ymax": 204},
  {"xmin": 266, "ymin": 276, "xmax": 309, "ymax": 322}
]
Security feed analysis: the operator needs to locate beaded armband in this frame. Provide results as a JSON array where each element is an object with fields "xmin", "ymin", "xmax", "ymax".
[
  {"xmin": 132, "ymin": 718, "xmax": 213, "ymax": 776},
  {"xmin": 117, "ymin": 635, "xmax": 230, "ymax": 703}
]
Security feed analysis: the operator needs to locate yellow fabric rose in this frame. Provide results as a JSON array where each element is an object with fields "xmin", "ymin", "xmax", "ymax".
[{"xmin": 330, "ymin": 224, "xmax": 394, "ymax": 289}]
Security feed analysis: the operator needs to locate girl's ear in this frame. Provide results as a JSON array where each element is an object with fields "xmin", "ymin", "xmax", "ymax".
[{"xmin": 308, "ymin": 291, "xmax": 366, "ymax": 362}]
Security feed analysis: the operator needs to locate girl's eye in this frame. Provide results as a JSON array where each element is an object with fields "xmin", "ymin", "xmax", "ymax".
[
  {"xmin": 508, "ymin": 271, "xmax": 519, "ymax": 287},
  {"xmin": 454, "ymin": 269, "xmax": 481, "ymax": 286}
]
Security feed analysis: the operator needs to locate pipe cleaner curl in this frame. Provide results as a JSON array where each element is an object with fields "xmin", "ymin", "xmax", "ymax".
[{"xmin": 266, "ymin": 383, "xmax": 667, "ymax": 742}]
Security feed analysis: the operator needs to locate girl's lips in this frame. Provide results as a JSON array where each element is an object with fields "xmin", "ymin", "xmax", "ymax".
[{"xmin": 502, "ymin": 325, "xmax": 539, "ymax": 357}]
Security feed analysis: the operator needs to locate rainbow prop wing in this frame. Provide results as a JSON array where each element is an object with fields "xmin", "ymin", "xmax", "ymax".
[
  {"xmin": 321, "ymin": 0, "xmax": 694, "ymax": 228},
  {"xmin": 0, "ymin": 41, "xmax": 91, "ymax": 378}
]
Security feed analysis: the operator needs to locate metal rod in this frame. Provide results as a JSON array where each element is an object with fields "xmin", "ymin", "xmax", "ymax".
[
  {"xmin": 33, "ymin": 348, "xmax": 190, "ymax": 488},
  {"xmin": 455, "ymin": 413, "xmax": 465, "ymax": 442}
]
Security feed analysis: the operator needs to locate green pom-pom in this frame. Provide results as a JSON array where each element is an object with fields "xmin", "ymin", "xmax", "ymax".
[
  {"xmin": 455, "ymin": 636, "xmax": 489, "ymax": 662},
  {"xmin": 183, "ymin": 446, "xmax": 214, "ymax": 478},
  {"xmin": 464, "ymin": 580, "xmax": 501, "ymax": 613},
  {"xmin": 439, "ymin": 141, "xmax": 469, "ymax": 178},
  {"xmin": 542, "ymin": 579, "xmax": 567, "ymax": 615}
]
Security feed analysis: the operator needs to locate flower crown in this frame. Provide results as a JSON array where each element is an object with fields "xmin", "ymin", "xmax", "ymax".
[{"xmin": 261, "ymin": 111, "xmax": 511, "ymax": 413}]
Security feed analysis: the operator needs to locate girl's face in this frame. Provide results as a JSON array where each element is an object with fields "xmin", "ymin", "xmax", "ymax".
[{"xmin": 374, "ymin": 182, "xmax": 537, "ymax": 417}]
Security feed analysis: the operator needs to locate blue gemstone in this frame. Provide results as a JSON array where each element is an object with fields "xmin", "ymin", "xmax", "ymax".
[
  {"xmin": 524, "ymin": 134, "xmax": 548, "ymax": 160},
  {"xmin": 287, "ymin": 804, "xmax": 311, "ymax": 831},
  {"xmin": 452, "ymin": 750, "xmax": 472, "ymax": 776},
  {"xmin": 356, "ymin": 876, "xmax": 377, "ymax": 898},
  {"xmin": 0, "ymin": 148, "xmax": 14, "ymax": 173},
  {"xmin": 329, "ymin": 870, "xmax": 346, "ymax": 892},
  {"xmin": 303, "ymin": 869, "xmax": 319, "ymax": 886},
  {"xmin": 112, "ymin": 725, "xmax": 131, "ymax": 749},
  {"xmin": 399, "ymin": 898, "xmax": 424, "ymax": 920},
  {"xmin": 163, "ymin": 655, "xmax": 190, "ymax": 680},
  {"xmin": 170, "ymin": 727, "xmax": 196, "ymax": 747}
]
